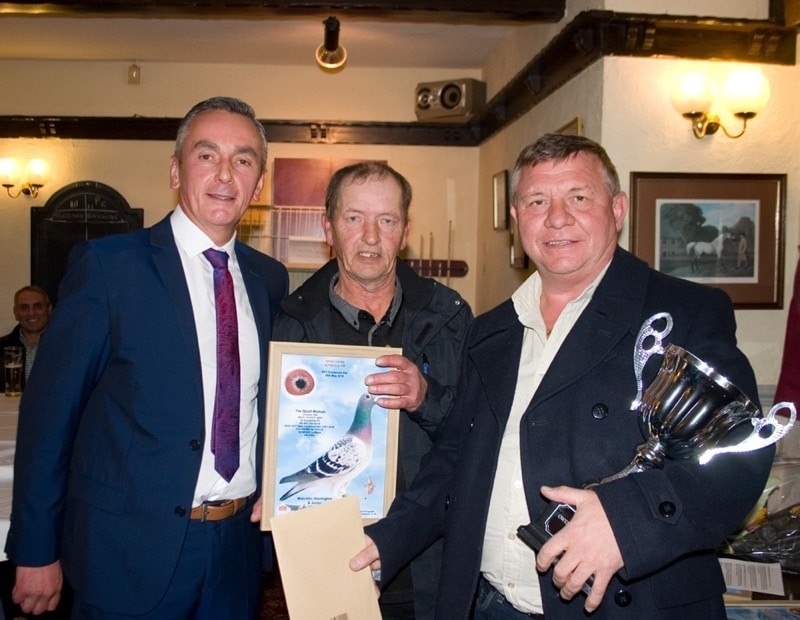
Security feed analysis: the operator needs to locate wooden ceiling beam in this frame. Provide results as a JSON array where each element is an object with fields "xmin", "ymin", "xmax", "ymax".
[{"xmin": 0, "ymin": 0, "xmax": 566, "ymax": 21}]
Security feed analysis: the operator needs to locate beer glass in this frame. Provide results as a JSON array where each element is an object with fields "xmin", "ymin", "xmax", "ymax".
[{"xmin": 4, "ymin": 346, "xmax": 23, "ymax": 397}]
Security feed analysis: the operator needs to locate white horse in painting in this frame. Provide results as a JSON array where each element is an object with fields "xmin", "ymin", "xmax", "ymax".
[{"xmin": 686, "ymin": 233, "xmax": 732, "ymax": 273}]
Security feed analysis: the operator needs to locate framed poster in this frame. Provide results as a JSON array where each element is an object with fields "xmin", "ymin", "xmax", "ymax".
[
  {"xmin": 493, "ymin": 170, "xmax": 508, "ymax": 230},
  {"xmin": 630, "ymin": 172, "xmax": 786, "ymax": 309},
  {"xmin": 261, "ymin": 341, "xmax": 401, "ymax": 530}
]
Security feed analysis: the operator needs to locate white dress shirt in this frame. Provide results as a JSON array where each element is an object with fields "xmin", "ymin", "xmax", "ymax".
[
  {"xmin": 170, "ymin": 206, "xmax": 260, "ymax": 505},
  {"xmin": 480, "ymin": 266, "xmax": 607, "ymax": 614}
]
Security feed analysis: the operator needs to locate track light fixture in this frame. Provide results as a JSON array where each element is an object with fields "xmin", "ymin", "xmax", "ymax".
[{"xmin": 315, "ymin": 16, "xmax": 347, "ymax": 72}]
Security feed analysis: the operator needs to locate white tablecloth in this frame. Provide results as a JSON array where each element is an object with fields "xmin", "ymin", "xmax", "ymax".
[{"xmin": 0, "ymin": 396, "xmax": 19, "ymax": 561}]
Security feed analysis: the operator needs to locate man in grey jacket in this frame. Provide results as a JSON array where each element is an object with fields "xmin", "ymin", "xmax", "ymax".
[{"xmin": 272, "ymin": 161, "xmax": 472, "ymax": 619}]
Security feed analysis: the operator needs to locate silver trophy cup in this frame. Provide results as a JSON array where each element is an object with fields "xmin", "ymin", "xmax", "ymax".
[
  {"xmin": 601, "ymin": 342, "xmax": 795, "ymax": 482},
  {"xmin": 518, "ymin": 314, "xmax": 796, "ymax": 588}
]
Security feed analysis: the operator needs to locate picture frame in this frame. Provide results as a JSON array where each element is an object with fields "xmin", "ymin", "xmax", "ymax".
[
  {"xmin": 261, "ymin": 341, "xmax": 401, "ymax": 530},
  {"xmin": 630, "ymin": 172, "xmax": 786, "ymax": 309},
  {"xmin": 555, "ymin": 116, "xmax": 583, "ymax": 136},
  {"xmin": 510, "ymin": 216, "xmax": 528, "ymax": 269},
  {"xmin": 493, "ymin": 170, "xmax": 509, "ymax": 230}
]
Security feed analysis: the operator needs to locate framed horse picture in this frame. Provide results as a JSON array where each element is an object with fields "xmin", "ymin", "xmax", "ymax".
[{"xmin": 629, "ymin": 172, "xmax": 786, "ymax": 309}]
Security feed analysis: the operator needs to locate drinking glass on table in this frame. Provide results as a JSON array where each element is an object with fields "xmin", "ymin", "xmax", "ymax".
[{"xmin": 3, "ymin": 346, "xmax": 23, "ymax": 397}]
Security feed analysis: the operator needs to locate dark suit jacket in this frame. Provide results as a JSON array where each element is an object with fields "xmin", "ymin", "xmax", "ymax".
[
  {"xmin": 6, "ymin": 214, "xmax": 288, "ymax": 614},
  {"xmin": 367, "ymin": 247, "xmax": 774, "ymax": 619}
]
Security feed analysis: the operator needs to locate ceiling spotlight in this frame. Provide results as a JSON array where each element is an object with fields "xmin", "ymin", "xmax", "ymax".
[{"xmin": 315, "ymin": 16, "xmax": 347, "ymax": 72}]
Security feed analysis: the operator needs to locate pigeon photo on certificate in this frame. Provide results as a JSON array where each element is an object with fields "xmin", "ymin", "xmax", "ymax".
[{"xmin": 261, "ymin": 341, "xmax": 401, "ymax": 529}]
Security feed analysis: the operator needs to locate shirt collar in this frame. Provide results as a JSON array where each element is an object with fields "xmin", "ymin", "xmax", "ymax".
[
  {"xmin": 170, "ymin": 205, "xmax": 238, "ymax": 262},
  {"xmin": 512, "ymin": 262, "xmax": 610, "ymax": 331},
  {"xmin": 328, "ymin": 273, "xmax": 403, "ymax": 329}
]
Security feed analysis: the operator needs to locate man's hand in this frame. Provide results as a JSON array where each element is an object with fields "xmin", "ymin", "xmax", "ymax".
[
  {"xmin": 250, "ymin": 494, "xmax": 262, "ymax": 524},
  {"xmin": 534, "ymin": 485, "xmax": 624, "ymax": 613},
  {"xmin": 367, "ymin": 354, "xmax": 427, "ymax": 412},
  {"xmin": 13, "ymin": 561, "xmax": 63, "ymax": 615},
  {"xmin": 349, "ymin": 535, "xmax": 382, "ymax": 598}
]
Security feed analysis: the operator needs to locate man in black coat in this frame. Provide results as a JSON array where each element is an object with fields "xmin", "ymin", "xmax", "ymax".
[
  {"xmin": 352, "ymin": 134, "xmax": 774, "ymax": 619},
  {"xmin": 273, "ymin": 162, "xmax": 472, "ymax": 619}
]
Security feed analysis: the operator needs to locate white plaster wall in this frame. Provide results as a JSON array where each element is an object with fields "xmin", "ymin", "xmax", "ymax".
[
  {"xmin": 600, "ymin": 54, "xmax": 800, "ymax": 387},
  {"xmin": 605, "ymin": 0, "xmax": 766, "ymax": 18},
  {"xmin": 0, "ymin": 61, "xmax": 480, "ymax": 121}
]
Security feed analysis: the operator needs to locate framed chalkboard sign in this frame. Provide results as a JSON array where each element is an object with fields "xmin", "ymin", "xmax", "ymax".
[{"xmin": 31, "ymin": 181, "xmax": 144, "ymax": 304}]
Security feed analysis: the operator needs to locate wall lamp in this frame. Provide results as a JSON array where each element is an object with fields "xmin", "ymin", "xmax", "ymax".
[
  {"xmin": 315, "ymin": 16, "xmax": 347, "ymax": 72},
  {"xmin": 0, "ymin": 157, "xmax": 52, "ymax": 198},
  {"xmin": 670, "ymin": 67, "xmax": 770, "ymax": 139}
]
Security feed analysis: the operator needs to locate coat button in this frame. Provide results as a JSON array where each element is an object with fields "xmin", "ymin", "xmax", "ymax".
[
  {"xmin": 591, "ymin": 403, "xmax": 608, "ymax": 419},
  {"xmin": 469, "ymin": 417, "xmax": 475, "ymax": 431},
  {"xmin": 175, "ymin": 506, "xmax": 187, "ymax": 517},
  {"xmin": 189, "ymin": 439, "xmax": 201, "ymax": 451},
  {"xmin": 445, "ymin": 494, "xmax": 451, "ymax": 511},
  {"xmin": 659, "ymin": 501, "xmax": 676, "ymax": 518},
  {"xmin": 614, "ymin": 588, "xmax": 632, "ymax": 607}
]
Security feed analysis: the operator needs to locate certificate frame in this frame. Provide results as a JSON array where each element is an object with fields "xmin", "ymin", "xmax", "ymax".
[{"xmin": 261, "ymin": 341, "xmax": 401, "ymax": 530}]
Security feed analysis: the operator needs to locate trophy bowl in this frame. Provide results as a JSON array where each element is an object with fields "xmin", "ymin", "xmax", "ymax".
[{"xmin": 619, "ymin": 343, "xmax": 794, "ymax": 478}]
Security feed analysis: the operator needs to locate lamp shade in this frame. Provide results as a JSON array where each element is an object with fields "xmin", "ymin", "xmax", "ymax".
[
  {"xmin": 722, "ymin": 68, "xmax": 770, "ymax": 116},
  {"xmin": 0, "ymin": 158, "xmax": 21, "ymax": 186},
  {"xmin": 669, "ymin": 71, "xmax": 716, "ymax": 116},
  {"xmin": 25, "ymin": 158, "xmax": 51, "ymax": 187}
]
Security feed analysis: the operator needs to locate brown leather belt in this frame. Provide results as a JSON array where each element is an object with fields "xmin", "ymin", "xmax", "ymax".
[{"xmin": 190, "ymin": 495, "xmax": 253, "ymax": 522}]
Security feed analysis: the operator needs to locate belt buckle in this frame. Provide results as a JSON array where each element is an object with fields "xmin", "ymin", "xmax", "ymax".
[{"xmin": 199, "ymin": 499, "xmax": 228, "ymax": 521}]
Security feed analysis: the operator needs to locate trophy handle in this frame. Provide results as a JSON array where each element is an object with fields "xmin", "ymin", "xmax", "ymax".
[
  {"xmin": 699, "ymin": 401, "xmax": 797, "ymax": 465},
  {"xmin": 631, "ymin": 312, "xmax": 674, "ymax": 410}
]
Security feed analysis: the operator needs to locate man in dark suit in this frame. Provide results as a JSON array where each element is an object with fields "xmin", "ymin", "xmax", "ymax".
[
  {"xmin": 352, "ymin": 134, "xmax": 774, "ymax": 618},
  {"xmin": 6, "ymin": 96, "xmax": 288, "ymax": 619}
]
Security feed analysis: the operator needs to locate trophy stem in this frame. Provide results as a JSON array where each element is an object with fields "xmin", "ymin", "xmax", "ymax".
[{"xmin": 598, "ymin": 441, "xmax": 663, "ymax": 484}]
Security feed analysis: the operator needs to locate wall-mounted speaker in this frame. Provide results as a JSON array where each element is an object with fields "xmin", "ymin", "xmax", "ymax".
[{"xmin": 414, "ymin": 78, "xmax": 486, "ymax": 122}]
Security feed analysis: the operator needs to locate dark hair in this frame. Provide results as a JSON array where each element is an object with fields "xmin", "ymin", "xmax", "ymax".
[
  {"xmin": 14, "ymin": 285, "xmax": 50, "ymax": 306},
  {"xmin": 174, "ymin": 96, "xmax": 268, "ymax": 172},
  {"xmin": 510, "ymin": 133, "xmax": 621, "ymax": 204},
  {"xmin": 325, "ymin": 162, "xmax": 412, "ymax": 220}
]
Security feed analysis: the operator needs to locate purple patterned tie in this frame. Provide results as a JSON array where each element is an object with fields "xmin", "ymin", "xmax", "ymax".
[{"xmin": 203, "ymin": 249, "xmax": 240, "ymax": 482}]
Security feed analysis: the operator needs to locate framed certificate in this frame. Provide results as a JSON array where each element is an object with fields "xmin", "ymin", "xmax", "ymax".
[{"xmin": 261, "ymin": 341, "xmax": 401, "ymax": 530}]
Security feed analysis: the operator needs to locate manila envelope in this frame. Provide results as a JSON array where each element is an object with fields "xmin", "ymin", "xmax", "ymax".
[{"xmin": 270, "ymin": 495, "xmax": 381, "ymax": 619}]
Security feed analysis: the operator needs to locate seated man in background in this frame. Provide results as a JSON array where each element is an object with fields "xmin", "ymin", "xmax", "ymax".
[
  {"xmin": 273, "ymin": 161, "xmax": 473, "ymax": 619},
  {"xmin": 0, "ymin": 285, "xmax": 52, "ymax": 388}
]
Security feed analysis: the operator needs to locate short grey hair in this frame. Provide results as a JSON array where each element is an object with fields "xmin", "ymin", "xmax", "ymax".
[
  {"xmin": 14, "ymin": 285, "xmax": 51, "ymax": 306},
  {"xmin": 325, "ymin": 162, "xmax": 412, "ymax": 221},
  {"xmin": 510, "ymin": 133, "xmax": 620, "ymax": 204},
  {"xmin": 174, "ymin": 96, "xmax": 268, "ymax": 172}
]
